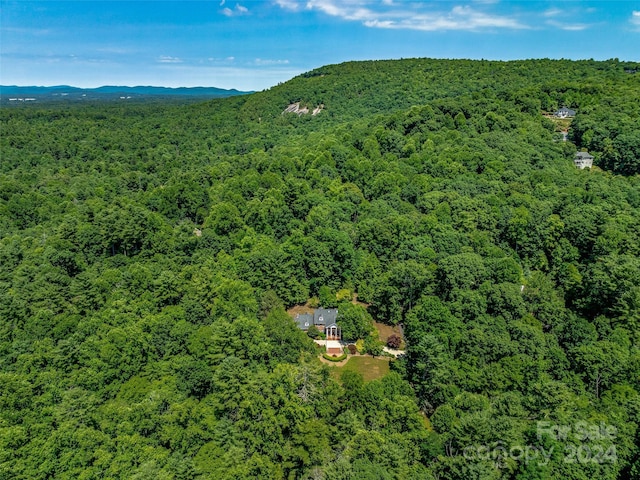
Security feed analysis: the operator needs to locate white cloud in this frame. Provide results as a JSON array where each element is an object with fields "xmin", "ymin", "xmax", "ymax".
[
  {"xmin": 451, "ymin": 5, "xmax": 525, "ymax": 29},
  {"xmin": 546, "ymin": 20, "xmax": 590, "ymax": 31},
  {"xmin": 547, "ymin": 20, "xmax": 591, "ymax": 32},
  {"xmin": 543, "ymin": 8, "xmax": 563, "ymax": 18},
  {"xmin": 541, "ymin": 5, "xmax": 600, "ymax": 31},
  {"xmin": 274, "ymin": 0, "xmax": 302, "ymax": 11},
  {"xmin": 632, "ymin": 11, "xmax": 640, "ymax": 30},
  {"xmin": 221, "ymin": 3, "xmax": 249, "ymax": 17},
  {"xmin": 254, "ymin": 58, "xmax": 290, "ymax": 66},
  {"xmin": 206, "ymin": 56, "xmax": 236, "ymax": 64},
  {"xmin": 275, "ymin": 0, "xmax": 527, "ymax": 31},
  {"xmin": 158, "ymin": 56, "xmax": 182, "ymax": 63},
  {"xmin": 367, "ymin": 5, "xmax": 527, "ymax": 31}
]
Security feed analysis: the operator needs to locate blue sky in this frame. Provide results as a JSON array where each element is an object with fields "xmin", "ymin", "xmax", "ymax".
[{"xmin": 1, "ymin": 1, "xmax": 639, "ymax": 90}]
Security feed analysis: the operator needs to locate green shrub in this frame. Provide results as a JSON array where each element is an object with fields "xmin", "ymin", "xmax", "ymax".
[{"xmin": 322, "ymin": 352, "xmax": 347, "ymax": 362}]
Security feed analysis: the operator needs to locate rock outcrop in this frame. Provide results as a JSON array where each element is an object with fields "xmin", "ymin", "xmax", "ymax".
[{"xmin": 283, "ymin": 102, "xmax": 324, "ymax": 116}]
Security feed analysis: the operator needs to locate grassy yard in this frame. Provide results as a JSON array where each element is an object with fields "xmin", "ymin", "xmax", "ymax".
[{"xmin": 327, "ymin": 355, "xmax": 391, "ymax": 383}]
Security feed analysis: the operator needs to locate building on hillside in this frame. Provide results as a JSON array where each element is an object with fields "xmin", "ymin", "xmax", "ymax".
[
  {"xmin": 554, "ymin": 107, "xmax": 577, "ymax": 118},
  {"xmin": 574, "ymin": 151, "xmax": 594, "ymax": 169},
  {"xmin": 315, "ymin": 308, "xmax": 340, "ymax": 340},
  {"xmin": 294, "ymin": 313, "xmax": 314, "ymax": 330},
  {"xmin": 294, "ymin": 308, "xmax": 341, "ymax": 340}
]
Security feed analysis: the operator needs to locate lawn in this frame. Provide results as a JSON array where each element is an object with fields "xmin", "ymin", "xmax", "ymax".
[{"xmin": 327, "ymin": 355, "xmax": 391, "ymax": 383}]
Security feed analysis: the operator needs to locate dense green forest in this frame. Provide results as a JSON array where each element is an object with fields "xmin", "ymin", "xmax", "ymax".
[{"xmin": 1, "ymin": 58, "xmax": 639, "ymax": 479}]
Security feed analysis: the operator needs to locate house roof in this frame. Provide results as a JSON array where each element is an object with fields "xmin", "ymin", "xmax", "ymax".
[
  {"xmin": 295, "ymin": 313, "xmax": 314, "ymax": 330},
  {"xmin": 575, "ymin": 151, "xmax": 594, "ymax": 159},
  {"xmin": 555, "ymin": 107, "xmax": 576, "ymax": 116},
  {"xmin": 293, "ymin": 308, "xmax": 340, "ymax": 330},
  {"xmin": 314, "ymin": 308, "xmax": 338, "ymax": 326}
]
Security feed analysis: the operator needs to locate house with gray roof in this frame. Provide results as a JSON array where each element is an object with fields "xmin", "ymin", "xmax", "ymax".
[
  {"xmin": 313, "ymin": 308, "xmax": 337, "ymax": 327},
  {"xmin": 294, "ymin": 308, "xmax": 341, "ymax": 340},
  {"xmin": 574, "ymin": 151, "xmax": 594, "ymax": 169},
  {"xmin": 294, "ymin": 313, "xmax": 314, "ymax": 330},
  {"xmin": 314, "ymin": 308, "xmax": 340, "ymax": 340},
  {"xmin": 554, "ymin": 107, "xmax": 577, "ymax": 118}
]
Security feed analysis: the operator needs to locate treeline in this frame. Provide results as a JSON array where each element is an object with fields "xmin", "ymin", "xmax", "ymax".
[{"xmin": 1, "ymin": 58, "xmax": 639, "ymax": 479}]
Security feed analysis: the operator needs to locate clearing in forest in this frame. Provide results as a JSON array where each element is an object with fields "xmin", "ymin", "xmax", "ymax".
[
  {"xmin": 373, "ymin": 321, "xmax": 404, "ymax": 349},
  {"xmin": 326, "ymin": 355, "xmax": 391, "ymax": 383}
]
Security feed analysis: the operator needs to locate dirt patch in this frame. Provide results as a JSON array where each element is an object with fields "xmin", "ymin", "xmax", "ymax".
[
  {"xmin": 288, "ymin": 294, "xmax": 368, "ymax": 317},
  {"xmin": 287, "ymin": 303, "xmax": 315, "ymax": 317},
  {"xmin": 542, "ymin": 115, "xmax": 573, "ymax": 132},
  {"xmin": 351, "ymin": 293, "xmax": 370, "ymax": 308},
  {"xmin": 373, "ymin": 321, "xmax": 404, "ymax": 348}
]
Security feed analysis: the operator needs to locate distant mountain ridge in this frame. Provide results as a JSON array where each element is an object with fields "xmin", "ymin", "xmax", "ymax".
[{"xmin": 1, "ymin": 85, "xmax": 252, "ymax": 103}]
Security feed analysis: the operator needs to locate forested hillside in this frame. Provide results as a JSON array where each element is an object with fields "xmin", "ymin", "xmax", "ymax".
[{"xmin": 1, "ymin": 58, "xmax": 639, "ymax": 479}]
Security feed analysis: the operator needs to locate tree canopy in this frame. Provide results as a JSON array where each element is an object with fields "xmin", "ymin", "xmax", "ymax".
[{"xmin": 1, "ymin": 58, "xmax": 639, "ymax": 479}]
